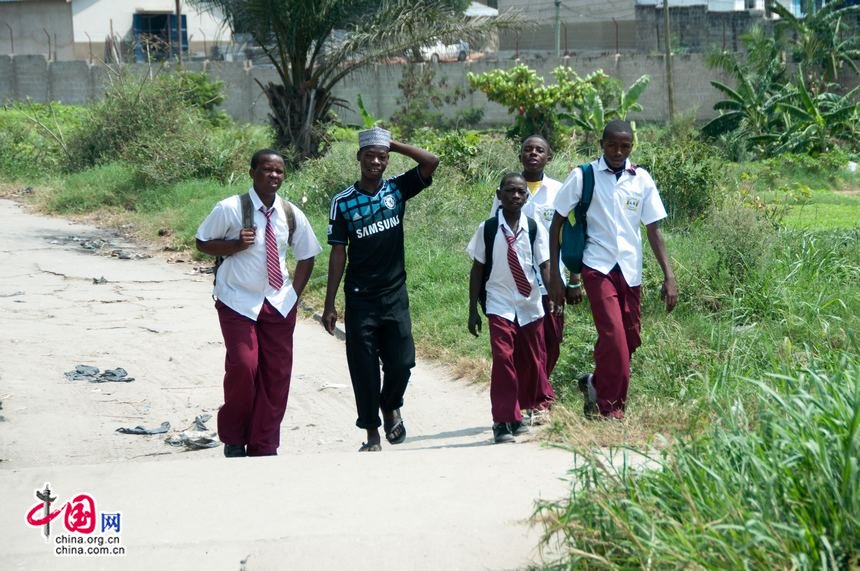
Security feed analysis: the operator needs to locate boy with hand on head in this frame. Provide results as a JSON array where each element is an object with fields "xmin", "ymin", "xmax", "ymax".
[
  {"xmin": 489, "ymin": 135, "xmax": 564, "ymax": 421},
  {"xmin": 322, "ymin": 127, "xmax": 439, "ymax": 452},
  {"xmin": 468, "ymin": 172, "xmax": 552, "ymax": 444},
  {"xmin": 196, "ymin": 149, "xmax": 323, "ymax": 457},
  {"xmin": 548, "ymin": 120, "xmax": 678, "ymax": 420}
]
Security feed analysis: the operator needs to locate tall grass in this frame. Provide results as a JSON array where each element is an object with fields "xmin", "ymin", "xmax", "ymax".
[{"xmin": 534, "ymin": 361, "xmax": 860, "ymax": 569}]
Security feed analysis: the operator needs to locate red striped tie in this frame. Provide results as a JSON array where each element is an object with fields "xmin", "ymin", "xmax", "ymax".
[
  {"xmin": 502, "ymin": 226, "xmax": 531, "ymax": 297},
  {"xmin": 260, "ymin": 206, "xmax": 284, "ymax": 290}
]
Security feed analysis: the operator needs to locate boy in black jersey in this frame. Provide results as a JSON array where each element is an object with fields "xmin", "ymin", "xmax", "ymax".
[{"xmin": 322, "ymin": 128, "xmax": 439, "ymax": 452}]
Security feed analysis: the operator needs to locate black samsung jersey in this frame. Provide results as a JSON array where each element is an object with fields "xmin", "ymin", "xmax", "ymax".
[{"xmin": 328, "ymin": 167, "xmax": 431, "ymax": 296}]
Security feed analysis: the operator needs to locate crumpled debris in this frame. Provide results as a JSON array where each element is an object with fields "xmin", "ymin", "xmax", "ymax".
[
  {"xmin": 116, "ymin": 421, "xmax": 170, "ymax": 435},
  {"xmin": 93, "ymin": 276, "xmax": 108, "ymax": 284},
  {"xmin": 164, "ymin": 414, "xmax": 219, "ymax": 450},
  {"xmin": 79, "ymin": 239, "xmax": 107, "ymax": 251},
  {"xmin": 165, "ymin": 431, "xmax": 220, "ymax": 450},
  {"xmin": 111, "ymin": 249, "xmax": 151, "ymax": 260},
  {"xmin": 189, "ymin": 414, "xmax": 212, "ymax": 431},
  {"xmin": 64, "ymin": 365, "xmax": 135, "ymax": 383}
]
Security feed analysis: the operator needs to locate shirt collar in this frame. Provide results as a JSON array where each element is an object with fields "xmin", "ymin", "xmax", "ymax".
[
  {"xmin": 249, "ymin": 187, "xmax": 282, "ymax": 212},
  {"xmin": 598, "ymin": 156, "xmax": 637, "ymax": 176},
  {"xmin": 497, "ymin": 209, "xmax": 528, "ymax": 235}
]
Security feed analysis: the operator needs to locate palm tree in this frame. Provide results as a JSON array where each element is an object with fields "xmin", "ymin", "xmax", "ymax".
[{"xmin": 191, "ymin": 0, "xmax": 519, "ymax": 163}]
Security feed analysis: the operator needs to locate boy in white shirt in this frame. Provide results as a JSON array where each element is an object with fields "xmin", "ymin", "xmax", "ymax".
[
  {"xmin": 548, "ymin": 121, "xmax": 678, "ymax": 420},
  {"xmin": 468, "ymin": 173, "xmax": 552, "ymax": 443},
  {"xmin": 196, "ymin": 149, "xmax": 322, "ymax": 456},
  {"xmin": 489, "ymin": 135, "xmax": 563, "ymax": 420}
]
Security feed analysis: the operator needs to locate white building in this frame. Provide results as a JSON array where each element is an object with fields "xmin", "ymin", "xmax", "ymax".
[{"xmin": 0, "ymin": 0, "xmax": 230, "ymax": 62}]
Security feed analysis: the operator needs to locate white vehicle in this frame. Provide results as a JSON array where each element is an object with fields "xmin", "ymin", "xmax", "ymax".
[{"xmin": 420, "ymin": 40, "xmax": 469, "ymax": 63}]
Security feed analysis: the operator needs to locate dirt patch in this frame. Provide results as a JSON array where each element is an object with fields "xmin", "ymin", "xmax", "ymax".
[{"xmin": 837, "ymin": 189, "xmax": 860, "ymax": 196}]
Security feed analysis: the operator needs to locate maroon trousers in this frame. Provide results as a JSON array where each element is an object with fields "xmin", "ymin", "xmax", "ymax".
[
  {"xmin": 488, "ymin": 315, "xmax": 547, "ymax": 423},
  {"xmin": 537, "ymin": 295, "xmax": 562, "ymax": 409},
  {"xmin": 581, "ymin": 266, "xmax": 641, "ymax": 415},
  {"xmin": 215, "ymin": 299, "xmax": 297, "ymax": 456}
]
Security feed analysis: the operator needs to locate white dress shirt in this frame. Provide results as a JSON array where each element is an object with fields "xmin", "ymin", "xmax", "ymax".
[
  {"xmin": 196, "ymin": 187, "xmax": 323, "ymax": 320},
  {"xmin": 489, "ymin": 175, "xmax": 564, "ymax": 294},
  {"xmin": 554, "ymin": 157, "xmax": 667, "ymax": 287},
  {"xmin": 467, "ymin": 210, "xmax": 550, "ymax": 326}
]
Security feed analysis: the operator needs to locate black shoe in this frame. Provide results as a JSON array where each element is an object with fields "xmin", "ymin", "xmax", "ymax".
[
  {"xmin": 578, "ymin": 374, "xmax": 598, "ymax": 418},
  {"xmin": 510, "ymin": 421, "xmax": 530, "ymax": 436},
  {"xmin": 224, "ymin": 444, "xmax": 247, "ymax": 458},
  {"xmin": 493, "ymin": 422, "xmax": 515, "ymax": 444}
]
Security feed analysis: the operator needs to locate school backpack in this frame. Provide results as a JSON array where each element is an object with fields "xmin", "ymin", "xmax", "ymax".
[
  {"xmin": 559, "ymin": 163, "xmax": 595, "ymax": 273},
  {"xmin": 212, "ymin": 192, "xmax": 296, "ymax": 286},
  {"xmin": 478, "ymin": 215, "xmax": 538, "ymax": 315}
]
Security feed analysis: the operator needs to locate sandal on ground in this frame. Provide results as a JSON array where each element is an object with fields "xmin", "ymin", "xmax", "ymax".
[
  {"xmin": 384, "ymin": 419, "xmax": 406, "ymax": 445},
  {"xmin": 358, "ymin": 442, "xmax": 382, "ymax": 452}
]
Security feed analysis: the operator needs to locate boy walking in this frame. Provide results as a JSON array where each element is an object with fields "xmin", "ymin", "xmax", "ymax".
[
  {"xmin": 489, "ymin": 135, "xmax": 563, "ymax": 418},
  {"xmin": 549, "ymin": 120, "xmax": 678, "ymax": 420},
  {"xmin": 322, "ymin": 127, "xmax": 439, "ymax": 452},
  {"xmin": 468, "ymin": 173, "xmax": 552, "ymax": 443},
  {"xmin": 196, "ymin": 149, "xmax": 322, "ymax": 456}
]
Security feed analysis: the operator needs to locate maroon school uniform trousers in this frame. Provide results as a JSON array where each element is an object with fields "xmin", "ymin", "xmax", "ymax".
[
  {"xmin": 582, "ymin": 265, "xmax": 641, "ymax": 415},
  {"xmin": 216, "ymin": 299, "xmax": 297, "ymax": 456},
  {"xmin": 536, "ymin": 295, "xmax": 562, "ymax": 409},
  {"xmin": 488, "ymin": 315, "xmax": 547, "ymax": 423}
]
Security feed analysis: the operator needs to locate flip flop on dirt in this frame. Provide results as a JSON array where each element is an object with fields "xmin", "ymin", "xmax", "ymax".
[
  {"xmin": 358, "ymin": 442, "xmax": 382, "ymax": 452},
  {"xmin": 384, "ymin": 419, "xmax": 406, "ymax": 445}
]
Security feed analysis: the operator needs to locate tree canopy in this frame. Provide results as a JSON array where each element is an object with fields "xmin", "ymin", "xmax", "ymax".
[{"xmin": 192, "ymin": 0, "xmax": 519, "ymax": 163}]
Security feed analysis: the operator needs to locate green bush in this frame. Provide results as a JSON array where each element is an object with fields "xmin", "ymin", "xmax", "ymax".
[
  {"xmin": 636, "ymin": 138, "xmax": 722, "ymax": 223},
  {"xmin": 0, "ymin": 103, "xmax": 85, "ymax": 178},
  {"xmin": 536, "ymin": 362, "xmax": 860, "ymax": 570},
  {"xmin": 64, "ymin": 71, "xmax": 271, "ymax": 185}
]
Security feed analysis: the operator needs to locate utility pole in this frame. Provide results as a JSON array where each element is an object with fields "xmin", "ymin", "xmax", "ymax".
[
  {"xmin": 175, "ymin": 0, "xmax": 182, "ymax": 64},
  {"xmin": 555, "ymin": 0, "xmax": 561, "ymax": 57},
  {"xmin": 663, "ymin": 0, "xmax": 674, "ymax": 122}
]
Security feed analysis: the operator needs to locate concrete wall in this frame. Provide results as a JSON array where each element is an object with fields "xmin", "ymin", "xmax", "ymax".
[
  {"xmin": 0, "ymin": 54, "xmax": 735, "ymax": 126},
  {"xmin": 0, "ymin": 0, "xmax": 74, "ymax": 60}
]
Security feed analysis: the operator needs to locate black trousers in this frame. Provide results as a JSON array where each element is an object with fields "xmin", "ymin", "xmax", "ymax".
[{"xmin": 344, "ymin": 284, "xmax": 415, "ymax": 429}]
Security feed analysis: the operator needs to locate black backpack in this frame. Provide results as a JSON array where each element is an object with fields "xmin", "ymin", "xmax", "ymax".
[
  {"xmin": 477, "ymin": 216, "xmax": 537, "ymax": 315},
  {"xmin": 213, "ymin": 192, "xmax": 296, "ymax": 286}
]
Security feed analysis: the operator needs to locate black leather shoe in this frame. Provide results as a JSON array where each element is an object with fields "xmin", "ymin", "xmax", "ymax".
[{"xmin": 224, "ymin": 444, "xmax": 246, "ymax": 457}]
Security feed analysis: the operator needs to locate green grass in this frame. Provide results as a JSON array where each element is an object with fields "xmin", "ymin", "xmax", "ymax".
[
  {"xmin": 535, "ymin": 362, "xmax": 860, "ymax": 569},
  {"xmin": 784, "ymin": 191, "xmax": 860, "ymax": 230}
]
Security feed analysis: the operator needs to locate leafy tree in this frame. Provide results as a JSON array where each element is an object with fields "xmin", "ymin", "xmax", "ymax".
[
  {"xmin": 191, "ymin": 0, "xmax": 518, "ymax": 163},
  {"xmin": 560, "ymin": 74, "xmax": 650, "ymax": 147},
  {"xmin": 773, "ymin": 68, "xmax": 860, "ymax": 154},
  {"xmin": 467, "ymin": 64, "xmax": 621, "ymax": 149},
  {"xmin": 703, "ymin": 25, "xmax": 788, "ymax": 143},
  {"xmin": 768, "ymin": 0, "xmax": 860, "ymax": 94}
]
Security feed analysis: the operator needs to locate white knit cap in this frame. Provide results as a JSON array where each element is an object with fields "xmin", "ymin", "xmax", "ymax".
[{"xmin": 358, "ymin": 127, "xmax": 391, "ymax": 150}]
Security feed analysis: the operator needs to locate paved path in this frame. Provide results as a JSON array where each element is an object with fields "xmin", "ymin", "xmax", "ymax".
[{"xmin": 0, "ymin": 199, "xmax": 575, "ymax": 570}]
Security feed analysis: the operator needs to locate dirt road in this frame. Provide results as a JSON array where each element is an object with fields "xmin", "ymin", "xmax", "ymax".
[{"xmin": 0, "ymin": 198, "xmax": 575, "ymax": 570}]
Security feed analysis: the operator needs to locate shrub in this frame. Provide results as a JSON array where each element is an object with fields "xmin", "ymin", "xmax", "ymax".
[
  {"xmin": 0, "ymin": 103, "xmax": 85, "ymax": 178},
  {"xmin": 536, "ymin": 363, "xmax": 860, "ymax": 570},
  {"xmin": 636, "ymin": 138, "xmax": 721, "ymax": 223},
  {"xmin": 64, "ymin": 71, "xmax": 271, "ymax": 185}
]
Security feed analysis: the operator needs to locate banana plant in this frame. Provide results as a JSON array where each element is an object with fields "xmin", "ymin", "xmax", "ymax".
[
  {"xmin": 560, "ymin": 74, "xmax": 650, "ymax": 141},
  {"xmin": 772, "ymin": 67, "xmax": 860, "ymax": 154}
]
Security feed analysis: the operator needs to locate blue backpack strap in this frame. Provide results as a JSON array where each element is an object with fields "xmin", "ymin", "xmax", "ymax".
[{"xmin": 574, "ymin": 162, "xmax": 594, "ymax": 222}]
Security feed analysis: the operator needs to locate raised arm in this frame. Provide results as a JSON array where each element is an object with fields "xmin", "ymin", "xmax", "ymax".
[
  {"xmin": 645, "ymin": 222, "xmax": 678, "ymax": 313},
  {"xmin": 322, "ymin": 244, "xmax": 347, "ymax": 335},
  {"xmin": 389, "ymin": 140, "xmax": 439, "ymax": 181}
]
